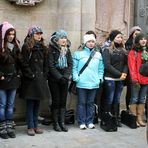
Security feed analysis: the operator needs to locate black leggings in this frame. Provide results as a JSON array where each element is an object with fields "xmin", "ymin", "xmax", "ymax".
[{"xmin": 48, "ymin": 80, "xmax": 68, "ymax": 110}]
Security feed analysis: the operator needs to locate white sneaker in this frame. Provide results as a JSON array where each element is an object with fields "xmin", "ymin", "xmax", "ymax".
[
  {"xmin": 79, "ymin": 124, "xmax": 87, "ymax": 130},
  {"xmin": 88, "ymin": 123, "xmax": 95, "ymax": 129}
]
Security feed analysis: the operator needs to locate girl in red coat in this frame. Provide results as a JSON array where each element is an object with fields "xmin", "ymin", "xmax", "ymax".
[{"xmin": 128, "ymin": 33, "xmax": 148, "ymax": 127}]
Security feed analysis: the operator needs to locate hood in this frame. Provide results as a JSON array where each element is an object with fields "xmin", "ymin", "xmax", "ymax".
[{"xmin": 0, "ymin": 22, "xmax": 14, "ymax": 49}]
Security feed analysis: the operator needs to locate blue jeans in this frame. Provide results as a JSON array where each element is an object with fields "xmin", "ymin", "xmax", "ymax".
[
  {"xmin": 76, "ymin": 88, "xmax": 97, "ymax": 125},
  {"xmin": 26, "ymin": 99, "xmax": 40, "ymax": 129},
  {"xmin": 130, "ymin": 84, "xmax": 147, "ymax": 104},
  {"xmin": 0, "ymin": 89, "xmax": 16, "ymax": 121},
  {"xmin": 104, "ymin": 80, "xmax": 124, "ymax": 105}
]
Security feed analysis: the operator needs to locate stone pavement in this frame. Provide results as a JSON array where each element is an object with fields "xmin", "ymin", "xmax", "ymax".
[{"xmin": 0, "ymin": 123, "xmax": 147, "ymax": 148}]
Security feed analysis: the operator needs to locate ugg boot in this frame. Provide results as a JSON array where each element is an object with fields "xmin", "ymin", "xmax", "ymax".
[
  {"xmin": 6, "ymin": 120, "xmax": 16, "ymax": 138},
  {"xmin": 59, "ymin": 108, "xmax": 68, "ymax": 132},
  {"xmin": 129, "ymin": 104, "xmax": 140, "ymax": 127},
  {"xmin": 0, "ymin": 121, "xmax": 9, "ymax": 139},
  {"xmin": 112, "ymin": 104, "xmax": 122, "ymax": 127},
  {"xmin": 137, "ymin": 104, "xmax": 146, "ymax": 127},
  {"xmin": 53, "ymin": 109, "xmax": 61, "ymax": 132}
]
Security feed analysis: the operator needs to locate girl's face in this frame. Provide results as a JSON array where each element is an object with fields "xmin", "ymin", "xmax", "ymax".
[
  {"xmin": 114, "ymin": 34, "xmax": 123, "ymax": 44},
  {"xmin": 58, "ymin": 37, "xmax": 67, "ymax": 47},
  {"xmin": 33, "ymin": 32, "xmax": 42, "ymax": 41},
  {"xmin": 86, "ymin": 40, "xmax": 95, "ymax": 49},
  {"xmin": 133, "ymin": 30, "xmax": 141, "ymax": 39},
  {"xmin": 7, "ymin": 30, "xmax": 15, "ymax": 42},
  {"xmin": 139, "ymin": 38, "xmax": 147, "ymax": 47}
]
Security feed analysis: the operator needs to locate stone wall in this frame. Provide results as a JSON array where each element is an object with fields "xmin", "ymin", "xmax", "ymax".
[{"xmin": 0, "ymin": 0, "xmax": 134, "ymax": 119}]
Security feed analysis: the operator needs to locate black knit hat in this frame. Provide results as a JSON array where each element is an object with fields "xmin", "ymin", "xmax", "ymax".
[
  {"xmin": 109, "ymin": 30, "xmax": 122, "ymax": 42},
  {"xmin": 134, "ymin": 33, "xmax": 147, "ymax": 44}
]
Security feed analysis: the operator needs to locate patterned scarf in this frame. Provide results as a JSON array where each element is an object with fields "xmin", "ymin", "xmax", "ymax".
[
  {"xmin": 138, "ymin": 46, "xmax": 148, "ymax": 63},
  {"xmin": 56, "ymin": 46, "xmax": 68, "ymax": 69}
]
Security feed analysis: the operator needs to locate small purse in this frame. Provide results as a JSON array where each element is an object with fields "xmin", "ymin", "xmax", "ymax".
[{"xmin": 68, "ymin": 80, "xmax": 77, "ymax": 95}]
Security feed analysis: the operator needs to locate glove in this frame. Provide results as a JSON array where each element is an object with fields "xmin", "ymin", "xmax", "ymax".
[{"xmin": 60, "ymin": 77, "xmax": 68, "ymax": 84}]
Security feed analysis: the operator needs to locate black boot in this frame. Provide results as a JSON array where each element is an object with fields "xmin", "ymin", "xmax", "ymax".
[
  {"xmin": 59, "ymin": 108, "xmax": 68, "ymax": 132},
  {"xmin": 0, "ymin": 121, "xmax": 9, "ymax": 139},
  {"xmin": 112, "ymin": 104, "xmax": 122, "ymax": 127},
  {"xmin": 53, "ymin": 109, "xmax": 61, "ymax": 132},
  {"xmin": 6, "ymin": 120, "xmax": 16, "ymax": 138}
]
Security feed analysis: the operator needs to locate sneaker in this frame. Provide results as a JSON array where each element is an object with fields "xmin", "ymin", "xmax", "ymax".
[
  {"xmin": 27, "ymin": 129, "xmax": 35, "ymax": 136},
  {"xmin": 87, "ymin": 123, "xmax": 95, "ymax": 129},
  {"xmin": 34, "ymin": 128, "xmax": 43, "ymax": 134},
  {"xmin": 79, "ymin": 124, "xmax": 87, "ymax": 130},
  {"xmin": 38, "ymin": 116, "xmax": 45, "ymax": 121}
]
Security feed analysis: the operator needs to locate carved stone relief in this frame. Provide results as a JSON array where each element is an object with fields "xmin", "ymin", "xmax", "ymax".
[
  {"xmin": 8, "ymin": 0, "xmax": 43, "ymax": 6},
  {"xmin": 95, "ymin": 0, "xmax": 130, "ymax": 44}
]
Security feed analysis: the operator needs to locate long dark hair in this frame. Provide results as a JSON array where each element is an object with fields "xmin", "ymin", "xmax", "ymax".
[
  {"xmin": 4, "ymin": 28, "xmax": 20, "ymax": 49},
  {"xmin": 25, "ymin": 35, "xmax": 48, "ymax": 57},
  {"xmin": 0, "ymin": 28, "xmax": 20, "ymax": 63}
]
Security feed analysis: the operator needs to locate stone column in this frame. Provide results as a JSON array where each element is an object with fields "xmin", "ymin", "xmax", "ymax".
[
  {"xmin": 57, "ymin": 0, "xmax": 81, "ymax": 51},
  {"xmin": 81, "ymin": 0, "xmax": 96, "ymax": 39}
]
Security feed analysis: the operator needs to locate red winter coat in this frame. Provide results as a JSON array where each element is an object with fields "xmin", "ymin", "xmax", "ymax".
[{"xmin": 128, "ymin": 49, "xmax": 148, "ymax": 84}]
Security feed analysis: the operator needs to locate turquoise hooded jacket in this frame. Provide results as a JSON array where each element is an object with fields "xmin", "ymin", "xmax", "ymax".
[{"xmin": 72, "ymin": 47, "xmax": 104, "ymax": 89}]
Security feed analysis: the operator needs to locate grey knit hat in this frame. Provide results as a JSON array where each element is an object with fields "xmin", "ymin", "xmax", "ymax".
[{"xmin": 129, "ymin": 26, "xmax": 141, "ymax": 36}]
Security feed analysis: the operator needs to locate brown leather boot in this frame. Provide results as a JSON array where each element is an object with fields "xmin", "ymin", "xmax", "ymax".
[
  {"xmin": 129, "ymin": 104, "xmax": 140, "ymax": 127},
  {"xmin": 137, "ymin": 104, "xmax": 146, "ymax": 127}
]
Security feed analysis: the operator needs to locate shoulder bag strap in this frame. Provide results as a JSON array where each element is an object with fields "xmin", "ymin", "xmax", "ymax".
[{"xmin": 78, "ymin": 50, "xmax": 96, "ymax": 76}]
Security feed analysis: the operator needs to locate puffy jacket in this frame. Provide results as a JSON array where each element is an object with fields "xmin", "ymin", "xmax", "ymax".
[
  {"xmin": 128, "ymin": 49, "xmax": 148, "ymax": 84},
  {"xmin": 72, "ymin": 47, "xmax": 104, "ymax": 89}
]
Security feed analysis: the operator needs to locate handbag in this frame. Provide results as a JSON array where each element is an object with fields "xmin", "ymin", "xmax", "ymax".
[
  {"xmin": 69, "ymin": 51, "xmax": 96, "ymax": 95},
  {"xmin": 139, "ymin": 61, "xmax": 148, "ymax": 76},
  {"xmin": 100, "ymin": 112, "xmax": 117, "ymax": 132},
  {"xmin": 93, "ymin": 104, "xmax": 99, "ymax": 124},
  {"xmin": 121, "ymin": 110, "xmax": 137, "ymax": 129},
  {"xmin": 68, "ymin": 80, "xmax": 77, "ymax": 95},
  {"xmin": 65, "ymin": 109, "xmax": 75, "ymax": 124}
]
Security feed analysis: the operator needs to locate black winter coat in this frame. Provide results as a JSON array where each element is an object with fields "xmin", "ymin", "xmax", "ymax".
[
  {"xmin": 48, "ymin": 42, "xmax": 72, "ymax": 82},
  {"xmin": 0, "ymin": 46, "xmax": 21, "ymax": 89},
  {"xmin": 102, "ymin": 48, "xmax": 128, "ymax": 78},
  {"xmin": 20, "ymin": 42, "xmax": 50, "ymax": 100}
]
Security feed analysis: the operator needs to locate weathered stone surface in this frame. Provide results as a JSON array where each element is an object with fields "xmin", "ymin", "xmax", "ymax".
[{"xmin": 0, "ymin": 0, "xmax": 133, "ymax": 119}]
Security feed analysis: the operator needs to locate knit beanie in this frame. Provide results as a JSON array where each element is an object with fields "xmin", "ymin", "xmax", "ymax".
[
  {"xmin": 2, "ymin": 22, "xmax": 14, "ymax": 39},
  {"xmin": 134, "ymin": 33, "xmax": 147, "ymax": 44},
  {"xmin": 55, "ymin": 30, "xmax": 68, "ymax": 40},
  {"xmin": 28, "ymin": 26, "xmax": 43, "ymax": 36},
  {"xmin": 83, "ymin": 34, "xmax": 96, "ymax": 44},
  {"xmin": 129, "ymin": 26, "xmax": 141, "ymax": 36},
  {"xmin": 109, "ymin": 30, "xmax": 122, "ymax": 42}
]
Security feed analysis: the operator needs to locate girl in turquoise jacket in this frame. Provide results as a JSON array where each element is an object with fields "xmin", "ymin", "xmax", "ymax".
[{"xmin": 72, "ymin": 34, "xmax": 104, "ymax": 129}]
